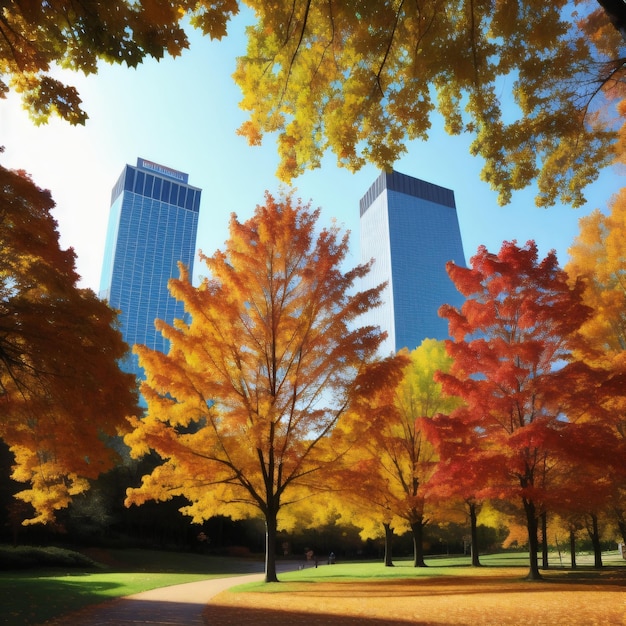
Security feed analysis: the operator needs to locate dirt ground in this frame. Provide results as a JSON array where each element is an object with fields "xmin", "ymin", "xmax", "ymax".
[{"xmin": 204, "ymin": 568, "xmax": 626, "ymax": 626}]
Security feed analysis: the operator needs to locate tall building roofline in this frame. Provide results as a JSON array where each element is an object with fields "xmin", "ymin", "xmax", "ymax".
[
  {"xmin": 137, "ymin": 157, "xmax": 189, "ymax": 184},
  {"xmin": 359, "ymin": 170, "xmax": 456, "ymax": 216},
  {"xmin": 110, "ymin": 160, "xmax": 201, "ymax": 209}
]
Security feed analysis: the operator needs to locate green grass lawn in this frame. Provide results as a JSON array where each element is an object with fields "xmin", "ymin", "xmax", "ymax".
[
  {"xmin": 2, "ymin": 570, "xmax": 215, "ymax": 625},
  {"xmin": 234, "ymin": 550, "xmax": 626, "ymax": 592},
  {"xmin": 206, "ymin": 552, "xmax": 626, "ymax": 626},
  {"xmin": 1, "ymin": 547, "xmax": 623, "ymax": 625},
  {"xmin": 0, "ymin": 546, "xmax": 264, "ymax": 625}
]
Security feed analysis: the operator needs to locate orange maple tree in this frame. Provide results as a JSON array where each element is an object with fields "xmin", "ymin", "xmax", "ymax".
[
  {"xmin": 326, "ymin": 357, "xmax": 410, "ymax": 568},
  {"xmin": 331, "ymin": 341, "xmax": 461, "ymax": 568},
  {"xmin": 565, "ymin": 188, "xmax": 626, "ymax": 546},
  {"xmin": 124, "ymin": 192, "xmax": 403, "ymax": 582},
  {"xmin": 437, "ymin": 240, "xmax": 611, "ymax": 580},
  {"xmin": 0, "ymin": 164, "xmax": 138, "ymax": 524}
]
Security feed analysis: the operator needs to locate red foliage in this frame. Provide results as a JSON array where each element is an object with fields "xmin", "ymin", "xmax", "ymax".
[{"xmin": 432, "ymin": 241, "xmax": 617, "ymax": 578}]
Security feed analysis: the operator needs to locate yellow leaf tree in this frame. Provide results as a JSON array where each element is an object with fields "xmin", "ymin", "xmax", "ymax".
[
  {"xmin": 5, "ymin": 2, "xmax": 624, "ymax": 207},
  {"xmin": 343, "ymin": 340, "xmax": 459, "ymax": 567},
  {"xmin": 124, "ymin": 191, "xmax": 403, "ymax": 582},
  {"xmin": 234, "ymin": 0, "xmax": 620, "ymax": 207},
  {"xmin": 385, "ymin": 341, "xmax": 461, "ymax": 566},
  {"xmin": 0, "ymin": 163, "xmax": 139, "ymax": 524},
  {"xmin": 566, "ymin": 188, "xmax": 626, "ymax": 544}
]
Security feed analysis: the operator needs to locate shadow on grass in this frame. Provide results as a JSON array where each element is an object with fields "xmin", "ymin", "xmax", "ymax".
[
  {"xmin": 1, "ymin": 576, "xmax": 123, "ymax": 626},
  {"xmin": 46, "ymin": 596, "xmax": 427, "ymax": 626},
  {"xmin": 203, "ymin": 568, "xmax": 626, "ymax": 626},
  {"xmin": 229, "ymin": 566, "xmax": 626, "ymax": 612},
  {"xmin": 204, "ymin": 603, "xmax": 427, "ymax": 625},
  {"xmin": 250, "ymin": 572, "xmax": 626, "ymax": 598},
  {"xmin": 80, "ymin": 547, "xmax": 266, "ymax": 574},
  {"xmin": 548, "ymin": 566, "xmax": 626, "ymax": 585}
]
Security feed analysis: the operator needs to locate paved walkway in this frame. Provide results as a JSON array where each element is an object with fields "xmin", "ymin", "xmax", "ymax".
[{"xmin": 45, "ymin": 572, "xmax": 265, "ymax": 625}]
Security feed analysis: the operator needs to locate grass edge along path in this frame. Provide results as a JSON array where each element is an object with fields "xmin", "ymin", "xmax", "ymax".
[
  {"xmin": 0, "ymin": 547, "xmax": 262, "ymax": 626},
  {"xmin": 205, "ymin": 553, "xmax": 626, "ymax": 626},
  {"xmin": 1, "ymin": 549, "xmax": 624, "ymax": 625}
]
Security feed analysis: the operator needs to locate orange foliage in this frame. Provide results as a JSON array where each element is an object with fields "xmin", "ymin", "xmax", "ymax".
[
  {"xmin": 1, "ymin": 1, "xmax": 239, "ymax": 123},
  {"xmin": 125, "ymin": 191, "xmax": 403, "ymax": 581},
  {"xmin": 566, "ymin": 188, "xmax": 626, "ymax": 542},
  {"xmin": 0, "ymin": 164, "xmax": 138, "ymax": 524}
]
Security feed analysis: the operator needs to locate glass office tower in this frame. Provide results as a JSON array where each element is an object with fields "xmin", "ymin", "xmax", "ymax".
[
  {"xmin": 359, "ymin": 170, "xmax": 466, "ymax": 355},
  {"xmin": 100, "ymin": 158, "xmax": 201, "ymax": 382}
]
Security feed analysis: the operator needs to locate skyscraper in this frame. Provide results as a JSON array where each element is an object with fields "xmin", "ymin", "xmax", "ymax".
[
  {"xmin": 100, "ymin": 157, "xmax": 201, "ymax": 381},
  {"xmin": 359, "ymin": 170, "xmax": 466, "ymax": 355}
]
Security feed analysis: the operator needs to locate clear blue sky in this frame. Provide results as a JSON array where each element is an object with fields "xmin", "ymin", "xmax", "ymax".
[{"xmin": 0, "ymin": 11, "xmax": 622, "ymax": 292}]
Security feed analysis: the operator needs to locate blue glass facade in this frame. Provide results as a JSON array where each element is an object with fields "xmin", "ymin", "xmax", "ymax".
[
  {"xmin": 360, "ymin": 170, "xmax": 466, "ymax": 355},
  {"xmin": 100, "ymin": 158, "xmax": 201, "ymax": 382}
]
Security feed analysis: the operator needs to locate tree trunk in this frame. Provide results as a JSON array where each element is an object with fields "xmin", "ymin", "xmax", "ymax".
[
  {"xmin": 264, "ymin": 510, "xmax": 279, "ymax": 582},
  {"xmin": 569, "ymin": 527, "xmax": 577, "ymax": 569},
  {"xmin": 469, "ymin": 501, "xmax": 481, "ymax": 567},
  {"xmin": 587, "ymin": 513, "xmax": 603, "ymax": 569},
  {"xmin": 410, "ymin": 518, "xmax": 427, "ymax": 567},
  {"xmin": 523, "ymin": 499, "xmax": 542, "ymax": 580},
  {"xmin": 383, "ymin": 522, "xmax": 394, "ymax": 567},
  {"xmin": 541, "ymin": 512, "xmax": 549, "ymax": 570},
  {"xmin": 613, "ymin": 508, "xmax": 626, "ymax": 545}
]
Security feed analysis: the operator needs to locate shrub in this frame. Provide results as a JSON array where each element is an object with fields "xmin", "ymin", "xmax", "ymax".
[{"xmin": 0, "ymin": 545, "xmax": 98, "ymax": 569}]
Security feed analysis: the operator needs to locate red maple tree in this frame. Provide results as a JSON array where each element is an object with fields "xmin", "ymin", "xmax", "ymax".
[{"xmin": 436, "ymin": 240, "xmax": 611, "ymax": 580}]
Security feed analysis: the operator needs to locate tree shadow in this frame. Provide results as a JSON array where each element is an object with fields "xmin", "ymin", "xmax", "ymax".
[
  {"xmin": 203, "ymin": 570, "xmax": 626, "ymax": 626},
  {"xmin": 2, "ymin": 576, "xmax": 124, "ymax": 625},
  {"xmin": 204, "ymin": 604, "xmax": 427, "ymax": 625}
]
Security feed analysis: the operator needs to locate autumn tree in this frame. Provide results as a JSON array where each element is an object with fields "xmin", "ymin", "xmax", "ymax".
[
  {"xmin": 324, "ymin": 361, "xmax": 410, "ymax": 568},
  {"xmin": 124, "ymin": 192, "xmax": 402, "ymax": 582},
  {"xmin": 0, "ymin": 163, "xmax": 138, "ymax": 524},
  {"xmin": 0, "ymin": 0, "xmax": 238, "ymax": 124},
  {"xmin": 565, "ymin": 187, "xmax": 626, "ymax": 544},
  {"xmin": 6, "ymin": 2, "xmax": 625, "ymax": 209},
  {"xmin": 234, "ymin": 0, "xmax": 622, "ymax": 207},
  {"xmin": 437, "ymin": 240, "xmax": 610, "ymax": 580},
  {"xmin": 566, "ymin": 190, "xmax": 626, "ymax": 364},
  {"xmin": 385, "ymin": 341, "xmax": 459, "ymax": 567},
  {"xmin": 426, "ymin": 411, "xmax": 487, "ymax": 567},
  {"xmin": 340, "ymin": 340, "xmax": 459, "ymax": 567}
]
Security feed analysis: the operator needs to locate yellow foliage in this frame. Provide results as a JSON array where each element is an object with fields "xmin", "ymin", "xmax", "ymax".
[
  {"xmin": 124, "ymin": 190, "xmax": 403, "ymax": 574},
  {"xmin": 4, "ymin": 1, "xmax": 623, "ymax": 205},
  {"xmin": 566, "ymin": 190, "xmax": 626, "ymax": 365},
  {"xmin": 235, "ymin": 0, "xmax": 618, "ymax": 206},
  {"xmin": 477, "ymin": 501, "xmax": 513, "ymax": 529}
]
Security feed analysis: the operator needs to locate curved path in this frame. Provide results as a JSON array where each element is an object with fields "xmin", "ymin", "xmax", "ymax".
[{"xmin": 45, "ymin": 571, "xmax": 265, "ymax": 625}]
